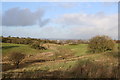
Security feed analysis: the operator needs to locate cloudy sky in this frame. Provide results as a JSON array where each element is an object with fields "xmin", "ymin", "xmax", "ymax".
[{"xmin": 2, "ymin": 2, "xmax": 118, "ymax": 40}]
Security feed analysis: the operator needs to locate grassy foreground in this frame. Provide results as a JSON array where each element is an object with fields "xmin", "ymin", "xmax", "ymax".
[{"xmin": 2, "ymin": 43, "xmax": 119, "ymax": 78}]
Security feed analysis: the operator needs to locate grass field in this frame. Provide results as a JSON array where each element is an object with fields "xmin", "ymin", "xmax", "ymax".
[
  {"xmin": 2, "ymin": 43, "xmax": 52, "ymax": 56},
  {"xmin": 2, "ymin": 43, "xmax": 119, "ymax": 78},
  {"xmin": 60, "ymin": 44, "xmax": 88, "ymax": 56},
  {"xmin": 2, "ymin": 43, "xmax": 88, "ymax": 57}
]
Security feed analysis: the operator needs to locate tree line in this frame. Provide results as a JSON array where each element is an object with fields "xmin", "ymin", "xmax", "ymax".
[
  {"xmin": 1, "ymin": 36, "xmax": 91, "ymax": 45},
  {"xmin": 1, "ymin": 36, "xmax": 120, "ymax": 46}
]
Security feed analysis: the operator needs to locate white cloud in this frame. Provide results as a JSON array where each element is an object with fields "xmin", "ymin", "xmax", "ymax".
[
  {"xmin": 58, "ymin": 3, "xmax": 79, "ymax": 8},
  {"xmin": 54, "ymin": 12, "xmax": 118, "ymax": 39}
]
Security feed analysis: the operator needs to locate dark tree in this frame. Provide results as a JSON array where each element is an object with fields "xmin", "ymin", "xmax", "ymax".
[{"xmin": 8, "ymin": 51, "xmax": 25, "ymax": 68}]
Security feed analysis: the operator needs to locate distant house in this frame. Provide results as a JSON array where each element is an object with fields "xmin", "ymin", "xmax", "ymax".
[{"xmin": 56, "ymin": 40, "xmax": 60, "ymax": 44}]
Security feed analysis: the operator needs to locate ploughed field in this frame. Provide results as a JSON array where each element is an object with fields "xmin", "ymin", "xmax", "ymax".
[{"xmin": 1, "ymin": 43, "xmax": 119, "ymax": 78}]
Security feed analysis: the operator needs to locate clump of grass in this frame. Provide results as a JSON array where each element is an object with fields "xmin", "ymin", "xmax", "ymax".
[{"xmin": 52, "ymin": 47, "xmax": 74, "ymax": 60}]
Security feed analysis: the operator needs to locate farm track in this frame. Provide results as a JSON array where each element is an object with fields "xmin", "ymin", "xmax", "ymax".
[
  {"xmin": 32, "ymin": 53, "xmax": 93, "ymax": 65},
  {"xmin": 2, "ymin": 52, "xmax": 90, "ymax": 65}
]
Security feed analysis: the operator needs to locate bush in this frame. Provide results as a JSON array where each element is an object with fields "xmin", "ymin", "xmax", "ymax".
[
  {"xmin": 8, "ymin": 51, "xmax": 25, "ymax": 68},
  {"xmin": 31, "ymin": 41, "xmax": 47, "ymax": 50},
  {"xmin": 88, "ymin": 35, "xmax": 116, "ymax": 53}
]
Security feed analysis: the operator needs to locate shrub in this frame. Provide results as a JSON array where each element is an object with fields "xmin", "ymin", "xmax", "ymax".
[
  {"xmin": 70, "ymin": 59, "xmax": 119, "ymax": 78},
  {"xmin": 88, "ymin": 35, "xmax": 116, "ymax": 53},
  {"xmin": 8, "ymin": 51, "xmax": 25, "ymax": 68},
  {"xmin": 31, "ymin": 41, "xmax": 47, "ymax": 50}
]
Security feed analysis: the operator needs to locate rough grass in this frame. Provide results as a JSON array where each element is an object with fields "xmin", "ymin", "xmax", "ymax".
[
  {"xmin": 8, "ymin": 60, "xmax": 76, "ymax": 73},
  {"xmin": 2, "ymin": 43, "xmax": 119, "ymax": 78},
  {"xmin": 69, "ymin": 59, "xmax": 119, "ymax": 78}
]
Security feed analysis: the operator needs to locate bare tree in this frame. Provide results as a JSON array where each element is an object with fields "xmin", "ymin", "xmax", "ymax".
[{"xmin": 8, "ymin": 51, "xmax": 25, "ymax": 68}]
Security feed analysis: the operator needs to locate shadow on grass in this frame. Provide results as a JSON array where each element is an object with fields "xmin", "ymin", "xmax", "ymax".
[
  {"xmin": 2, "ymin": 59, "xmax": 47, "ymax": 72},
  {"xmin": 2, "ymin": 46, "xmax": 19, "ymax": 49},
  {"xmin": 2, "ymin": 70, "xmax": 66, "ymax": 79},
  {"xmin": 2, "ymin": 63, "xmax": 16, "ymax": 72},
  {"xmin": 25, "ymin": 59, "xmax": 46, "ymax": 64}
]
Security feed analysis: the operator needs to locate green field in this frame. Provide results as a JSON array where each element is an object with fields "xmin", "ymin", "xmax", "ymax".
[
  {"xmin": 2, "ymin": 43, "xmax": 88, "ymax": 56},
  {"xmin": 2, "ymin": 43, "xmax": 51, "ymax": 56},
  {"xmin": 61, "ymin": 44, "xmax": 88, "ymax": 56}
]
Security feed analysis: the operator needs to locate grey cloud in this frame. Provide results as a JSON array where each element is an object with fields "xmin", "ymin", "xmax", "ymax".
[
  {"xmin": 2, "ymin": 7, "xmax": 49, "ymax": 27},
  {"xmin": 0, "ymin": 12, "xmax": 2, "ymax": 26},
  {"xmin": 39, "ymin": 19, "xmax": 50, "ymax": 27}
]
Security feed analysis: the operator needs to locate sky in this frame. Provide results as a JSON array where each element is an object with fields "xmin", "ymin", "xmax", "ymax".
[{"xmin": 1, "ymin": 2, "xmax": 118, "ymax": 40}]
